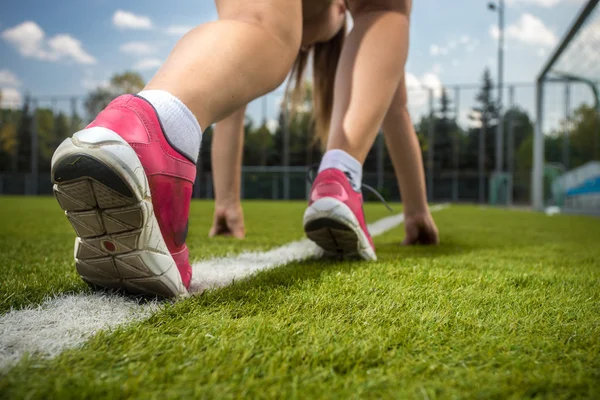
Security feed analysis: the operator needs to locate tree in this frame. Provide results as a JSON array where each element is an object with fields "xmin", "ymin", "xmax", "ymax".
[
  {"xmin": 272, "ymin": 81, "xmax": 323, "ymax": 168},
  {"xmin": 35, "ymin": 108, "xmax": 55, "ymax": 172},
  {"xmin": 0, "ymin": 115, "xmax": 18, "ymax": 171},
  {"xmin": 246, "ymin": 123, "xmax": 273, "ymax": 166},
  {"xmin": 15, "ymin": 96, "xmax": 33, "ymax": 172},
  {"xmin": 464, "ymin": 68, "xmax": 500, "ymax": 172},
  {"xmin": 84, "ymin": 71, "xmax": 146, "ymax": 120},
  {"xmin": 434, "ymin": 88, "xmax": 459, "ymax": 171},
  {"xmin": 110, "ymin": 72, "xmax": 145, "ymax": 94},
  {"xmin": 475, "ymin": 68, "xmax": 499, "ymax": 124},
  {"xmin": 568, "ymin": 104, "xmax": 599, "ymax": 167}
]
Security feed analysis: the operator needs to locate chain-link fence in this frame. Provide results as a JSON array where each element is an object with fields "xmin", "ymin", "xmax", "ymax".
[{"xmin": 1, "ymin": 82, "xmax": 595, "ymax": 205}]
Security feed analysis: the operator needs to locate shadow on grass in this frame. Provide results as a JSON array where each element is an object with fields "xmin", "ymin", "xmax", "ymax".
[{"xmin": 376, "ymin": 239, "xmax": 475, "ymax": 259}]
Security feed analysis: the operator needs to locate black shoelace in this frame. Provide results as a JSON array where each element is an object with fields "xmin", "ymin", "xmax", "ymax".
[{"xmin": 306, "ymin": 164, "xmax": 394, "ymax": 213}]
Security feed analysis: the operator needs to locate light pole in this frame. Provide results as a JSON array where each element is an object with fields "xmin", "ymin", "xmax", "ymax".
[{"xmin": 488, "ymin": 0, "xmax": 505, "ymax": 175}]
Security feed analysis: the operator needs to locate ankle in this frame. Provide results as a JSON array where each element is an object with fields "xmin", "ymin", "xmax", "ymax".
[
  {"xmin": 137, "ymin": 90, "xmax": 202, "ymax": 163},
  {"xmin": 318, "ymin": 149, "xmax": 363, "ymax": 192}
]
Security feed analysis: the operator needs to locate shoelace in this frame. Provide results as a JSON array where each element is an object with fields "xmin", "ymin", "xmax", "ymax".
[{"xmin": 306, "ymin": 164, "xmax": 394, "ymax": 213}]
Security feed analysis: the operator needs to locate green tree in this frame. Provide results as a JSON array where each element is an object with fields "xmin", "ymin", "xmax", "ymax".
[
  {"xmin": 568, "ymin": 104, "xmax": 599, "ymax": 167},
  {"xmin": 15, "ymin": 96, "xmax": 33, "ymax": 172},
  {"xmin": 434, "ymin": 88, "xmax": 459, "ymax": 171},
  {"xmin": 246, "ymin": 123, "xmax": 273, "ymax": 166},
  {"xmin": 273, "ymin": 81, "xmax": 322, "ymax": 168},
  {"xmin": 465, "ymin": 68, "xmax": 499, "ymax": 172},
  {"xmin": 0, "ymin": 116, "xmax": 18, "ymax": 171},
  {"xmin": 84, "ymin": 72, "xmax": 146, "ymax": 120},
  {"xmin": 34, "ymin": 108, "xmax": 55, "ymax": 172}
]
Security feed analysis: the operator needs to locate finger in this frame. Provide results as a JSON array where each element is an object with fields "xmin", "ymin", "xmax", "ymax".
[
  {"xmin": 402, "ymin": 229, "xmax": 418, "ymax": 245},
  {"xmin": 231, "ymin": 225, "xmax": 246, "ymax": 239}
]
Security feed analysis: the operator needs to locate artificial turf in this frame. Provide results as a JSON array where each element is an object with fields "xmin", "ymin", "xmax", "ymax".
[{"xmin": 0, "ymin": 198, "xmax": 599, "ymax": 399}]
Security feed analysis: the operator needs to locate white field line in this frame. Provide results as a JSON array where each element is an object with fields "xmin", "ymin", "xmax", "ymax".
[{"xmin": 0, "ymin": 204, "xmax": 448, "ymax": 370}]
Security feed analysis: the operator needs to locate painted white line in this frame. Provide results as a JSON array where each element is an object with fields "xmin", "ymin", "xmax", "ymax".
[
  {"xmin": 0, "ymin": 294, "xmax": 159, "ymax": 369},
  {"xmin": 189, "ymin": 205, "xmax": 448, "ymax": 293},
  {"xmin": 0, "ymin": 204, "xmax": 448, "ymax": 369}
]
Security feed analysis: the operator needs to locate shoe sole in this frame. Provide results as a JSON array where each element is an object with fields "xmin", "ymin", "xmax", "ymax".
[
  {"xmin": 51, "ymin": 127, "xmax": 188, "ymax": 298},
  {"xmin": 303, "ymin": 197, "xmax": 377, "ymax": 261}
]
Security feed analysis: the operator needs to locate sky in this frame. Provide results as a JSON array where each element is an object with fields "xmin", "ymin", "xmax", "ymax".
[{"xmin": 0, "ymin": 0, "xmax": 591, "ymax": 128}]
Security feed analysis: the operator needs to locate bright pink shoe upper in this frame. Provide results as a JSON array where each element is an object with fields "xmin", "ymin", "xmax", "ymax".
[
  {"xmin": 87, "ymin": 94, "xmax": 196, "ymax": 288},
  {"xmin": 309, "ymin": 168, "xmax": 374, "ymax": 249}
]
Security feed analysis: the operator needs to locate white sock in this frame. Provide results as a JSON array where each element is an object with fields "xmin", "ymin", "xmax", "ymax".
[
  {"xmin": 318, "ymin": 149, "xmax": 363, "ymax": 192},
  {"xmin": 137, "ymin": 90, "xmax": 202, "ymax": 163}
]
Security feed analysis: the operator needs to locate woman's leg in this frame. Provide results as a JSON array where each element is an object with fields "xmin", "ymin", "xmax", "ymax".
[
  {"xmin": 382, "ymin": 81, "xmax": 439, "ymax": 245},
  {"xmin": 51, "ymin": 1, "xmax": 303, "ymax": 297},
  {"xmin": 304, "ymin": 0, "xmax": 414, "ymax": 259},
  {"xmin": 325, "ymin": 0, "xmax": 411, "ymax": 163},
  {"xmin": 145, "ymin": 0, "xmax": 303, "ymax": 129},
  {"xmin": 209, "ymin": 106, "xmax": 247, "ymax": 239}
]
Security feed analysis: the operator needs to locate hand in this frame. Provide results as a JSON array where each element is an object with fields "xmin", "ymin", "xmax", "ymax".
[
  {"xmin": 402, "ymin": 212, "xmax": 439, "ymax": 245},
  {"xmin": 209, "ymin": 203, "xmax": 246, "ymax": 239}
]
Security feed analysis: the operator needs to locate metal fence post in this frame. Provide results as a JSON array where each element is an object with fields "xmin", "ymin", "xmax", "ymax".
[
  {"xmin": 262, "ymin": 96, "xmax": 267, "ymax": 125},
  {"xmin": 563, "ymin": 83, "xmax": 571, "ymax": 170},
  {"xmin": 282, "ymin": 98, "xmax": 290, "ymax": 200},
  {"xmin": 479, "ymin": 121, "xmax": 486, "ymax": 204},
  {"xmin": 30, "ymin": 98, "xmax": 39, "ymax": 195},
  {"xmin": 70, "ymin": 97, "xmax": 78, "ymax": 133},
  {"xmin": 507, "ymin": 86, "xmax": 515, "ymax": 206},
  {"xmin": 427, "ymin": 89, "xmax": 434, "ymax": 202},
  {"xmin": 453, "ymin": 86, "xmax": 460, "ymax": 202},
  {"xmin": 532, "ymin": 81, "xmax": 545, "ymax": 211}
]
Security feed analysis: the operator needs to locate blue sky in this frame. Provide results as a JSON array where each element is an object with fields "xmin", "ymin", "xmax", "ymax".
[{"xmin": 0, "ymin": 0, "xmax": 588, "ymax": 125}]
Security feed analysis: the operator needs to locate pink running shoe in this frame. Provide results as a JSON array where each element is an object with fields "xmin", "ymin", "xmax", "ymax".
[
  {"xmin": 51, "ymin": 95, "xmax": 196, "ymax": 297},
  {"xmin": 303, "ymin": 168, "xmax": 376, "ymax": 260}
]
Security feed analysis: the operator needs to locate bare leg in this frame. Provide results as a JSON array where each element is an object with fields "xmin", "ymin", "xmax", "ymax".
[
  {"xmin": 326, "ymin": 0, "xmax": 411, "ymax": 162},
  {"xmin": 210, "ymin": 107, "xmax": 247, "ymax": 239},
  {"xmin": 145, "ymin": 0, "xmax": 302, "ymax": 129},
  {"xmin": 382, "ymin": 81, "xmax": 439, "ymax": 245},
  {"xmin": 382, "ymin": 81, "xmax": 428, "ymax": 217}
]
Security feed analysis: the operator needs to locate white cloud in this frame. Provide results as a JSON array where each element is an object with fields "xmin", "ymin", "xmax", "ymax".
[
  {"xmin": 506, "ymin": 0, "xmax": 582, "ymax": 7},
  {"xmin": 431, "ymin": 35, "xmax": 475, "ymax": 57},
  {"xmin": 466, "ymin": 43, "xmax": 478, "ymax": 53},
  {"xmin": 430, "ymin": 44, "xmax": 448, "ymax": 56},
  {"xmin": 120, "ymin": 41, "xmax": 156, "ymax": 56},
  {"xmin": 1, "ymin": 21, "xmax": 95, "ymax": 64},
  {"xmin": 0, "ymin": 87, "xmax": 22, "ymax": 109},
  {"xmin": 81, "ymin": 71, "xmax": 109, "ymax": 90},
  {"xmin": 490, "ymin": 13, "xmax": 558, "ymax": 47},
  {"xmin": 0, "ymin": 69, "xmax": 20, "ymax": 86},
  {"xmin": 47, "ymin": 34, "xmax": 96, "ymax": 64},
  {"xmin": 164, "ymin": 25, "xmax": 193, "ymax": 36},
  {"xmin": 112, "ymin": 10, "xmax": 152, "ymax": 30},
  {"xmin": 537, "ymin": 48, "xmax": 547, "ymax": 57},
  {"xmin": 452, "ymin": 59, "xmax": 460, "ymax": 67},
  {"xmin": 421, "ymin": 73, "xmax": 443, "ymax": 97},
  {"xmin": 1, "ymin": 21, "xmax": 44, "ymax": 58},
  {"xmin": 406, "ymin": 71, "xmax": 443, "ymax": 108},
  {"xmin": 266, "ymin": 118, "xmax": 279, "ymax": 133},
  {"xmin": 134, "ymin": 58, "xmax": 163, "ymax": 71},
  {"xmin": 432, "ymin": 63, "xmax": 443, "ymax": 74},
  {"xmin": 406, "ymin": 73, "xmax": 421, "ymax": 90},
  {"xmin": 490, "ymin": 25, "xmax": 501, "ymax": 39}
]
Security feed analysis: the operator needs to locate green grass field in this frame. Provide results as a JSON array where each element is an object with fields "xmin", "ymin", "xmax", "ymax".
[{"xmin": 0, "ymin": 197, "xmax": 599, "ymax": 399}]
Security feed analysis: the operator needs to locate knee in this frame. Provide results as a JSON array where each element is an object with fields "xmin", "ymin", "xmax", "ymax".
[{"xmin": 347, "ymin": 0, "xmax": 412, "ymax": 17}]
